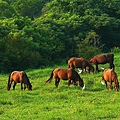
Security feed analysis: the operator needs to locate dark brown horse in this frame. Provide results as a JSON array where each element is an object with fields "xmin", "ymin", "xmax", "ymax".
[
  {"xmin": 101, "ymin": 69, "xmax": 119, "ymax": 91},
  {"xmin": 7, "ymin": 71, "xmax": 32, "ymax": 91},
  {"xmin": 45, "ymin": 68, "xmax": 85, "ymax": 90},
  {"xmin": 68, "ymin": 57, "xmax": 94, "ymax": 73},
  {"xmin": 89, "ymin": 53, "xmax": 115, "ymax": 72}
]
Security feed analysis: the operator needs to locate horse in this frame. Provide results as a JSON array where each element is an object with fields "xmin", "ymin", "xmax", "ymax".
[
  {"xmin": 89, "ymin": 53, "xmax": 115, "ymax": 72},
  {"xmin": 68, "ymin": 57, "xmax": 94, "ymax": 73},
  {"xmin": 7, "ymin": 71, "xmax": 32, "ymax": 91},
  {"xmin": 45, "ymin": 68, "xmax": 85, "ymax": 90},
  {"xmin": 101, "ymin": 69, "xmax": 119, "ymax": 91}
]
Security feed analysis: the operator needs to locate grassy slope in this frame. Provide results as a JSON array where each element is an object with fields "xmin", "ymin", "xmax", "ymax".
[{"xmin": 0, "ymin": 54, "xmax": 120, "ymax": 120}]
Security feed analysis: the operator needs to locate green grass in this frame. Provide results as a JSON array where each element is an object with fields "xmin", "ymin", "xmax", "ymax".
[{"xmin": 0, "ymin": 53, "xmax": 120, "ymax": 120}]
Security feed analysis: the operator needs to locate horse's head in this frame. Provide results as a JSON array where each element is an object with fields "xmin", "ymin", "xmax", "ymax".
[
  {"xmin": 27, "ymin": 83, "xmax": 32, "ymax": 90},
  {"xmin": 89, "ymin": 58, "xmax": 93, "ymax": 63},
  {"xmin": 88, "ymin": 66, "xmax": 94, "ymax": 73},
  {"xmin": 79, "ymin": 78, "xmax": 85, "ymax": 90},
  {"xmin": 89, "ymin": 56, "xmax": 97, "ymax": 64},
  {"xmin": 114, "ymin": 79, "xmax": 119, "ymax": 91}
]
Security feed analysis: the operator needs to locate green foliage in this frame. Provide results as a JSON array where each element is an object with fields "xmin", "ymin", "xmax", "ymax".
[
  {"xmin": 75, "ymin": 31, "xmax": 102, "ymax": 59},
  {"xmin": 0, "ymin": 0, "xmax": 14, "ymax": 18},
  {"xmin": 75, "ymin": 41, "xmax": 101, "ymax": 59},
  {"xmin": 111, "ymin": 47, "xmax": 120, "ymax": 53},
  {"xmin": 12, "ymin": 0, "xmax": 50, "ymax": 19},
  {"xmin": 0, "ymin": 0, "xmax": 120, "ymax": 72}
]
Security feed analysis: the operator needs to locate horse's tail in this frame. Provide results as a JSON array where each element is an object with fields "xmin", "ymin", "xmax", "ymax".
[
  {"xmin": 45, "ymin": 70, "xmax": 54, "ymax": 84},
  {"xmin": 7, "ymin": 73, "xmax": 11, "ymax": 91}
]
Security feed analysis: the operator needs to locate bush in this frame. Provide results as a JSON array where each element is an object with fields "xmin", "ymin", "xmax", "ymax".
[
  {"xmin": 75, "ymin": 41, "xmax": 102, "ymax": 60},
  {"xmin": 111, "ymin": 47, "xmax": 120, "ymax": 53}
]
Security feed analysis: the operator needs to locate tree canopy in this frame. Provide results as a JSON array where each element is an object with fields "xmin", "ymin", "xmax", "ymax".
[{"xmin": 0, "ymin": 0, "xmax": 120, "ymax": 73}]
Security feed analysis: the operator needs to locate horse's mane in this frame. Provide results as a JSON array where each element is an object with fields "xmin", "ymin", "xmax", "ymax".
[{"xmin": 22, "ymin": 72, "xmax": 30, "ymax": 84}]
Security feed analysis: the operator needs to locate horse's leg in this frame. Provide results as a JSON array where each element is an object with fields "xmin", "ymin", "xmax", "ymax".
[
  {"xmin": 24, "ymin": 84, "xmax": 26, "ymax": 90},
  {"xmin": 105, "ymin": 81, "xmax": 108, "ymax": 89},
  {"xmin": 110, "ymin": 63, "xmax": 115, "ymax": 70},
  {"xmin": 110, "ymin": 81, "xmax": 113, "ymax": 90},
  {"xmin": 13, "ymin": 82, "xmax": 17, "ymax": 90},
  {"xmin": 68, "ymin": 79, "xmax": 71, "ymax": 86},
  {"xmin": 21, "ymin": 83, "xmax": 23, "ymax": 90},
  {"xmin": 55, "ymin": 77, "xmax": 60, "ymax": 87},
  {"xmin": 96, "ymin": 64, "xmax": 99, "ymax": 72},
  {"xmin": 57, "ymin": 78, "xmax": 60, "ymax": 87}
]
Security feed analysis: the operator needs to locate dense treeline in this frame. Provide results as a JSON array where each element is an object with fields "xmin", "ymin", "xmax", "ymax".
[{"xmin": 0, "ymin": 0, "xmax": 120, "ymax": 73}]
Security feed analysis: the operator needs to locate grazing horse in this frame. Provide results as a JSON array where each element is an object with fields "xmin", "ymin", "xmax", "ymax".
[
  {"xmin": 7, "ymin": 71, "xmax": 32, "ymax": 91},
  {"xmin": 89, "ymin": 53, "xmax": 115, "ymax": 72},
  {"xmin": 101, "ymin": 69, "xmax": 119, "ymax": 91},
  {"xmin": 45, "ymin": 68, "xmax": 85, "ymax": 90},
  {"xmin": 68, "ymin": 57, "xmax": 94, "ymax": 73}
]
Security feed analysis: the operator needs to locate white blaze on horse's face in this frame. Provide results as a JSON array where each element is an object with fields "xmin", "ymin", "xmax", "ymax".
[
  {"xmin": 82, "ymin": 84, "xmax": 85, "ymax": 90},
  {"xmin": 101, "ymin": 67, "xmax": 105, "ymax": 70},
  {"xmin": 78, "ymin": 68, "xmax": 82, "ymax": 74},
  {"xmin": 101, "ymin": 80, "xmax": 105, "ymax": 85}
]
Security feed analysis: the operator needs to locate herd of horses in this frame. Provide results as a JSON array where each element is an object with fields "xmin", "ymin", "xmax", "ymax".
[{"xmin": 7, "ymin": 53, "xmax": 119, "ymax": 91}]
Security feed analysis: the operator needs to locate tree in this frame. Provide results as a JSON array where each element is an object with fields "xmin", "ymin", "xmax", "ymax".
[
  {"xmin": 12, "ymin": 0, "xmax": 50, "ymax": 19},
  {"xmin": 0, "ymin": 0, "xmax": 15, "ymax": 18}
]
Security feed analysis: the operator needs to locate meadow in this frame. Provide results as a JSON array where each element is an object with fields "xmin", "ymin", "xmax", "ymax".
[{"xmin": 0, "ymin": 53, "xmax": 120, "ymax": 120}]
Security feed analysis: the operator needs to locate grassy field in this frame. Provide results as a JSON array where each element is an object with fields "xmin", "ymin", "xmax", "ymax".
[{"xmin": 0, "ymin": 53, "xmax": 120, "ymax": 120}]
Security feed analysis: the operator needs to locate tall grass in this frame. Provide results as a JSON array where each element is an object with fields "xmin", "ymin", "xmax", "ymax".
[{"xmin": 0, "ymin": 54, "xmax": 120, "ymax": 120}]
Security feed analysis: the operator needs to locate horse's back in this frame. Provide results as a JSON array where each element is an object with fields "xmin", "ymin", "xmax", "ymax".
[
  {"xmin": 95, "ymin": 54, "xmax": 107, "ymax": 63},
  {"xmin": 53, "ymin": 68, "xmax": 78, "ymax": 80},
  {"xmin": 10, "ymin": 71, "xmax": 25, "ymax": 82},
  {"xmin": 68, "ymin": 57, "xmax": 76, "ymax": 63},
  {"xmin": 68, "ymin": 57, "xmax": 78, "ymax": 67},
  {"xmin": 90, "ymin": 53, "xmax": 114, "ymax": 64},
  {"xmin": 53, "ymin": 68, "xmax": 68, "ymax": 80},
  {"xmin": 103, "ymin": 69, "xmax": 117, "ymax": 82},
  {"xmin": 68, "ymin": 57, "xmax": 86, "ymax": 68}
]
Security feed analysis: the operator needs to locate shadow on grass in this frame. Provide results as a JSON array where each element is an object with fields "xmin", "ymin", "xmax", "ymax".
[{"xmin": 85, "ymin": 87, "xmax": 104, "ymax": 92}]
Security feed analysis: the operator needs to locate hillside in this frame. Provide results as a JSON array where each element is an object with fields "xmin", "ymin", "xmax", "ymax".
[{"xmin": 0, "ymin": 0, "xmax": 120, "ymax": 72}]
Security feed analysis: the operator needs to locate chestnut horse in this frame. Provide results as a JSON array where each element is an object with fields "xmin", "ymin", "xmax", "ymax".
[
  {"xmin": 89, "ymin": 53, "xmax": 115, "ymax": 72},
  {"xmin": 7, "ymin": 71, "xmax": 32, "ymax": 91},
  {"xmin": 45, "ymin": 68, "xmax": 85, "ymax": 90},
  {"xmin": 68, "ymin": 57, "xmax": 94, "ymax": 73},
  {"xmin": 101, "ymin": 69, "xmax": 119, "ymax": 91}
]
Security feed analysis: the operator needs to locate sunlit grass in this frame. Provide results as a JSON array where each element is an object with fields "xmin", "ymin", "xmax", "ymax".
[{"xmin": 0, "ymin": 53, "xmax": 120, "ymax": 120}]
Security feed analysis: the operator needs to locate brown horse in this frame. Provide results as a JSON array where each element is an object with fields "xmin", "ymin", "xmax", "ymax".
[
  {"xmin": 68, "ymin": 57, "xmax": 94, "ymax": 73},
  {"xmin": 89, "ymin": 53, "xmax": 115, "ymax": 72},
  {"xmin": 7, "ymin": 71, "xmax": 32, "ymax": 91},
  {"xmin": 45, "ymin": 68, "xmax": 85, "ymax": 90},
  {"xmin": 101, "ymin": 69, "xmax": 119, "ymax": 91}
]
